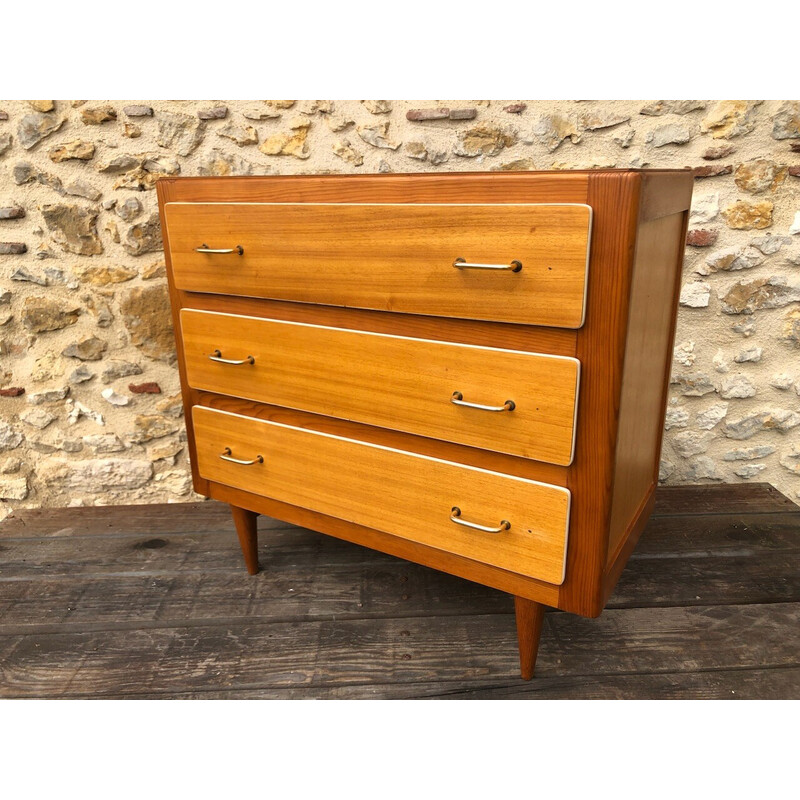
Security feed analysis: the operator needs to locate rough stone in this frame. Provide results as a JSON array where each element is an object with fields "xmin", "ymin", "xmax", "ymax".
[
  {"xmin": 41, "ymin": 204, "xmax": 103, "ymax": 255},
  {"xmin": 779, "ymin": 444, "xmax": 800, "ymax": 475},
  {"xmin": 722, "ymin": 200, "xmax": 773, "ymax": 230},
  {"xmin": 140, "ymin": 262, "xmax": 166, "ymax": 280},
  {"xmin": 147, "ymin": 438, "xmax": 183, "ymax": 462},
  {"xmin": 679, "ymin": 282, "xmax": 711, "ymax": 308},
  {"xmin": 781, "ymin": 309, "xmax": 800, "ymax": 347},
  {"xmin": 241, "ymin": 105, "xmax": 281, "ymax": 121},
  {"xmin": 198, "ymin": 106, "xmax": 228, "ymax": 120},
  {"xmin": 129, "ymin": 382, "xmax": 161, "ymax": 394},
  {"xmin": 11, "ymin": 267, "xmax": 46, "ymax": 286},
  {"xmin": 82, "ymin": 434, "xmax": 126, "ymax": 453},
  {"xmin": 658, "ymin": 459, "xmax": 675, "ymax": 482},
  {"xmin": 723, "ymin": 409, "xmax": 800, "ymax": 440},
  {"xmin": 697, "ymin": 245, "xmax": 765, "ymax": 275},
  {"xmin": 97, "ymin": 154, "xmax": 142, "ymax": 173},
  {"xmin": 84, "ymin": 295, "xmax": 113, "ymax": 328},
  {"xmin": 684, "ymin": 456, "xmax": 723, "ymax": 481},
  {"xmin": 69, "ymin": 365, "xmax": 95, "ymax": 384},
  {"xmin": 49, "ymin": 140, "xmax": 95, "ymax": 162},
  {"xmin": 702, "ymin": 144, "xmax": 736, "ymax": 160},
  {"xmin": 259, "ymin": 118, "xmax": 310, "ymax": 159},
  {"xmin": 62, "ymin": 337, "xmax": 107, "ymax": 361},
  {"xmin": 40, "ymin": 458, "xmax": 152, "ymax": 491},
  {"xmin": 0, "ymin": 457, "xmax": 22, "ymax": 474},
  {"xmin": 102, "ymin": 360, "xmax": 143, "ymax": 383},
  {"xmin": 670, "ymin": 372, "xmax": 716, "ymax": 396},
  {"xmin": 531, "ymin": 115, "xmax": 580, "ymax": 151},
  {"xmin": 672, "ymin": 430, "xmax": 713, "ymax": 458},
  {"xmin": 20, "ymin": 408, "xmax": 56, "ymax": 430},
  {"xmin": 116, "ymin": 197, "xmax": 142, "ymax": 222},
  {"xmin": 404, "ymin": 142, "xmax": 427, "ymax": 161},
  {"xmin": 122, "ymin": 213, "xmax": 162, "ymax": 256},
  {"xmin": 790, "ymin": 212, "xmax": 800, "ymax": 236},
  {"xmin": 65, "ymin": 179, "xmax": 102, "ymax": 201},
  {"xmin": 701, "ymin": 101, "xmax": 760, "ymax": 139},
  {"xmin": 129, "ymin": 415, "xmax": 181, "ymax": 444},
  {"xmin": 772, "ymin": 101, "xmax": 800, "ymax": 140},
  {"xmin": 406, "ymin": 108, "xmax": 450, "ymax": 122},
  {"xmin": 696, "ymin": 403, "xmax": 729, "ymax": 430},
  {"xmin": 217, "ymin": 123, "xmax": 258, "ymax": 146},
  {"xmin": 449, "ymin": 108, "xmax": 478, "ymax": 120},
  {"xmin": 0, "ymin": 133, "xmax": 12, "ymax": 156},
  {"xmin": 362, "ymin": 100, "xmax": 392, "ymax": 114},
  {"xmin": 0, "ymin": 422, "xmax": 24, "ymax": 452},
  {"xmin": 453, "ymin": 124, "xmax": 516, "ymax": 158},
  {"xmin": 750, "ymin": 234, "xmax": 791, "ymax": 255},
  {"xmin": 196, "ymin": 149, "xmax": 261, "ymax": 177},
  {"xmin": 156, "ymin": 393, "xmax": 183, "ymax": 418},
  {"xmin": 734, "ymin": 160, "xmax": 787, "ymax": 194},
  {"xmin": 734, "ymin": 346, "xmax": 763, "ymax": 363},
  {"xmin": 81, "ymin": 105, "xmax": 116, "ymax": 125},
  {"xmin": 65, "ymin": 399, "xmax": 104, "ymax": 427},
  {"xmin": 0, "ymin": 242, "xmax": 27, "ymax": 255},
  {"xmin": 647, "ymin": 124, "xmax": 691, "ymax": 147},
  {"xmin": 119, "ymin": 285, "xmax": 176, "ymax": 363},
  {"xmin": 733, "ymin": 463, "xmax": 767, "ymax": 479},
  {"xmin": 357, "ymin": 121, "xmax": 401, "ymax": 150},
  {"xmin": 123, "ymin": 105, "xmax": 153, "ymax": 117},
  {"xmin": 613, "ymin": 128, "xmax": 635, "ymax": 148},
  {"xmin": 0, "ymin": 387, "xmax": 24, "ymax": 397},
  {"xmin": 720, "ymin": 277, "xmax": 800, "ymax": 315},
  {"xmin": 28, "ymin": 101, "xmax": 54, "ymax": 112},
  {"xmin": 693, "ymin": 165, "xmax": 732, "ymax": 178},
  {"xmin": 673, "ymin": 341, "xmax": 695, "ymax": 367},
  {"xmin": 12, "ymin": 161, "xmax": 65, "ymax": 194},
  {"xmin": 123, "ymin": 123, "xmax": 141, "ymax": 139},
  {"xmin": 265, "ymin": 101, "xmax": 295, "ymax": 110},
  {"xmin": 665, "ymin": 406, "xmax": 689, "ymax": 430},
  {"xmin": 723, "ymin": 445, "xmax": 776, "ymax": 461},
  {"xmin": 0, "ymin": 476, "xmax": 28, "ymax": 500},
  {"xmin": 689, "ymin": 193, "xmax": 719, "ymax": 225},
  {"xmin": 157, "ymin": 111, "xmax": 205, "ymax": 156},
  {"xmin": 720, "ymin": 374, "xmax": 757, "ymax": 399},
  {"xmin": 713, "ymin": 349, "xmax": 730, "ymax": 374},
  {"xmin": 686, "ymin": 229, "xmax": 718, "ymax": 247},
  {"xmin": 101, "ymin": 388, "xmax": 130, "ymax": 406},
  {"xmin": 332, "ymin": 139, "xmax": 363, "ymax": 166},
  {"xmin": 21, "ymin": 297, "xmax": 80, "ymax": 333},
  {"xmin": 17, "ymin": 113, "xmax": 65, "ymax": 149}
]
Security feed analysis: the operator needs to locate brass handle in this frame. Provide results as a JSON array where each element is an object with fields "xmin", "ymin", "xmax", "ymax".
[
  {"xmin": 451, "ymin": 391, "xmax": 515, "ymax": 412},
  {"xmin": 453, "ymin": 257, "xmax": 522, "ymax": 272},
  {"xmin": 195, "ymin": 243, "xmax": 244, "ymax": 255},
  {"xmin": 220, "ymin": 447, "xmax": 263, "ymax": 466},
  {"xmin": 450, "ymin": 507, "xmax": 510, "ymax": 533},
  {"xmin": 209, "ymin": 349, "xmax": 255, "ymax": 366}
]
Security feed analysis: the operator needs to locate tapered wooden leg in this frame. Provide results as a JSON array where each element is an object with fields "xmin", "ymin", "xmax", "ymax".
[
  {"xmin": 230, "ymin": 505, "xmax": 259, "ymax": 575},
  {"xmin": 514, "ymin": 596, "xmax": 546, "ymax": 680}
]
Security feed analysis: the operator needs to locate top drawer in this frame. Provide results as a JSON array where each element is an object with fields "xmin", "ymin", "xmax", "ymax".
[{"xmin": 164, "ymin": 202, "xmax": 592, "ymax": 329}]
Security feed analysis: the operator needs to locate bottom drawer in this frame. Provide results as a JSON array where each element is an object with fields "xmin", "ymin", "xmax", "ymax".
[{"xmin": 192, "ymin": 406, "xmax": 571, "ymax": 585}]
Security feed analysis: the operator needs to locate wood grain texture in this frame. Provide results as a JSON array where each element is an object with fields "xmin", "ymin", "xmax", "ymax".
[
  {"xmin": 166, "ymin": 202, "xmax": 592, "ymax": 328},
  {"xmin": 192, "ymin": 406, "xmax": 571, "ymax": 585},
  {"xmin": 230, "ymin": 505, "xmax": 259, "ymax": 575},
  {"xmin": 514, "ymin": 597, "xmax": 546, "ymax": 680},
  {"xmin": 607, "ymin": 210, "xmax": 689, "ymax": 564},
  {"xmin": 180, "ymin": 309, "xmax": 580, "ymax": 465}
]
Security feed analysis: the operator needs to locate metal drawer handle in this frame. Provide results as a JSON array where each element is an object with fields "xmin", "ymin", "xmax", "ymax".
[
  {"xmin": 195, "ymin": 243, "xmax": 244, "ymax": 255},
  {"xmin": 220, "ymin": 447, "xmax": 263, "ymax": 466},
  {"xmin": 453, "ymin": 257, "xmax": 522, "ymax": 272},
  {"xmin": 209, "ymin": 349, "xmax": 255, "ymax": 366},
  {"xmin": 450, "ymin": 507, "xmax": 510, "ymax": 533},
  {"xmin": 451, "ymin": 391, "xmax": 515, "ymax": 412}
]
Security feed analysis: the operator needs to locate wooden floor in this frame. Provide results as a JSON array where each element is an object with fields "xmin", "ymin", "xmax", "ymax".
[{"xmin": 0, "ymin": 483, "xmax": 798, "ymax": 699}]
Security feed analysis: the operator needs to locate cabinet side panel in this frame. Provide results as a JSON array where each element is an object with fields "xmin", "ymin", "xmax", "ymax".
[{"xmin": 607, "ymin": 210, "xmax": 688, "ymax": 563}]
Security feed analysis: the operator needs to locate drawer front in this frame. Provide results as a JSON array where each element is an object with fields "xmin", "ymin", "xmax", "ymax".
[
  {"xmin": 181, "ymin": 310, "xmax": 580, "ymax": 465},
  {"xmin": 165, "ymin": 202, "xmax": 592, "ymax": 329},
  {"xmin": 193, "ymin": 406, "xmax": 570, "ymax": 584}
]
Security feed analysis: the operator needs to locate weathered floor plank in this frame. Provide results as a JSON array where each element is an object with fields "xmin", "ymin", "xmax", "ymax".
[
  {"xmin": 0, "ymin": 485, "xmax": 798, "ymax": 699},
  {"xmin": 0, "ymin": 604, "xmax": 797, "ymax": 698}
]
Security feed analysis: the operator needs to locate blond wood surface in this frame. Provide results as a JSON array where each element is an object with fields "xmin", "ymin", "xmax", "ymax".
[
  {"xmin": 165, "ymin": 202, "xmax": 592, "ymax": 328},
  {"xmin": 180, "ymin": 310, "xmax": 580, "ymax": 465},
  {"xmin": 192, "ymin": 406, "xmax": 571, "ymax": 584}
]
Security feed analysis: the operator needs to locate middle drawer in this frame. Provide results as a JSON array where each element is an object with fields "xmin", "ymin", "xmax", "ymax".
[{"xmin": 180, "ymin": 309, "xmax": 580, "ymax": 465}]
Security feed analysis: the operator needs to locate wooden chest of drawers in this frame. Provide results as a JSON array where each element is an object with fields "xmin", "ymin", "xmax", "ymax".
[{"xmin": 156, "ymin": 170, "xmax": 693, "ymax": 679}]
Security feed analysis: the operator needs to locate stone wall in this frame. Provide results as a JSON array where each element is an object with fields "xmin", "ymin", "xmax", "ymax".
[{"xmin": 0, "ymin": 99, "xmax": 799, "ymax": 513}]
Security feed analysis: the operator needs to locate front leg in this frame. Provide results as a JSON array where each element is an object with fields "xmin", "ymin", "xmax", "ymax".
[
  {"xmin": 514, "ymin": 596, "xmax": 546, "ymax": 680},
  {"xmin": 230, "ymin": 505, "xmax": 260, "ymax": 575}
]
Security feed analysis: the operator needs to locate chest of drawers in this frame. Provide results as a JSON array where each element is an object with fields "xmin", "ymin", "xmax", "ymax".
[{"xmin": 156, "ymin": 170, "xmax": 693, "ymax": 679}]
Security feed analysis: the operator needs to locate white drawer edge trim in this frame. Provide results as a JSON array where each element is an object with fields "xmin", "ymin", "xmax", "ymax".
[
  {"xmin": 197, "ymin": 405, "xmax": 571, "ymax": 582},
  {"xmin": 182, "ymin": 309, "xmax": 581, "ymax": 466}
]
